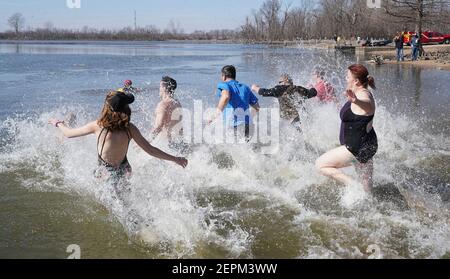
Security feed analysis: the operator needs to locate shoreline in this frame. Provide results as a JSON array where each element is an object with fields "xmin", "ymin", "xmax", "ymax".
[
  {"xmin": 0, "ymin": 38, "xmax": 332, "ymax": 45},
  {"xmin": 2, "ymin": 39, "xmax": 449, "ymax": 71},
  {"xmin": 0, "ymin": 39, "xmax": 241, "ymax": 45},
  {"xmin": 382, "ymin": 59, "xmax": 450, "ymax": 71},
  {"xmin": 361, "ymin": 44, "xmax": 450, "ymax": 71}
]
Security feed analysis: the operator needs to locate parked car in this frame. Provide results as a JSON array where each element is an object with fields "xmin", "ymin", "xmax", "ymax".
[
  {"xmin": 404, "ymin": 31, "xmax": 445, "ymax": 45},
  {"xmin": 444, "ymin": 34, "xmax": 450, "ymax": 44},
  {"xmin": 362, "ymin": 39, "xmax": 392, "ymax": 47}
]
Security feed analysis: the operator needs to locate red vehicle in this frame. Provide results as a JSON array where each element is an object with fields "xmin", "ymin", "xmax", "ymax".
[
  {"xmin": 403, "ymin": 31, "xmax": 446, "ymax": 45},
  {"xmin": 444, "ymin": 34, "xmax": 450, "ymax": 44}
]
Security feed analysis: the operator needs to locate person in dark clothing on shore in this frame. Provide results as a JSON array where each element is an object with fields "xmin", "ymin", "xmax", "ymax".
[{"xmin": 393, "ymin": 32, "xmax": 405, "ymax": 62}]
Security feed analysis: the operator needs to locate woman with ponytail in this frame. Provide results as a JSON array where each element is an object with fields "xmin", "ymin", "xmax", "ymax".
[{"xmin": 316, "ymin": 64, "xmax": 378, "ymax": 193}]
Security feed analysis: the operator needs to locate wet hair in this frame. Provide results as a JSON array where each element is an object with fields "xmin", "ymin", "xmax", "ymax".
[
  {"xmin": 161, "ymin": 76, "xmax": 177, "ymax": 95},
  {"xmin": 348, "ymin": 64, "xmax": 376, "ymax": 90},
  {"xmin": 97, "ymin": 91, "xmax": 131, "ymax": 132},
  {"xmin": 221, "ymin": 65, "xmax": 236, "ymax": 79},
  {"xmin": 279, "ymin": 73, "xmax": 293, "ymax": 85}
]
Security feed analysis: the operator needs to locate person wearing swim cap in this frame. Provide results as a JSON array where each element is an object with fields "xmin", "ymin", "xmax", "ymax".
[
  {"xmin": 118, "ymin": 79, "xmax": 140, "ymax": 94},
  {"xmin": 49, "ymin": 91, "xmax": 188, "ymax": 185}
]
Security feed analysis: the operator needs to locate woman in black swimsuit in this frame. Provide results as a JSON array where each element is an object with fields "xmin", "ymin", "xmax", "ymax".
[
  {"xmin": 49, "ymin": 91, "xmax": 188, "ymax": 184},
  {"xmin": 316, "ymin": 64, "xmax": 377, "ymax": 192}
]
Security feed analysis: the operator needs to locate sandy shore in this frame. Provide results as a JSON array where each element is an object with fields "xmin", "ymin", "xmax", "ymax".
[
  {"xmin": 364, "ymin": 44, "xmax": 450, "ymax": 71},
  {"xmin": 291, "ymin": 40, "xmax": 450, "ymax": 71},
  {"xmin": 382, "ymin": 59, "xmax": 450, "ymax": 71}
]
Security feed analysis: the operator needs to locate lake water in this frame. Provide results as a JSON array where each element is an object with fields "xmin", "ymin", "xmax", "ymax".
[{"xmin": 0, "ymin": 41, "xmax": 449, "ymax": 259}]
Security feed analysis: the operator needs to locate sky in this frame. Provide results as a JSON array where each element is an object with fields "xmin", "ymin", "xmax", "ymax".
[{"xmin": 0, "ymin": 0, "xmax": 317, "ymax": 33}]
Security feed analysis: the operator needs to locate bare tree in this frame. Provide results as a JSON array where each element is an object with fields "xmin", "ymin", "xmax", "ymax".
[
  {"xmin": 43, "ymin": 21, "xmax": 54, "ymax": 31},
  {"xmin": 260, "ymin": 0, "xmax": 282, "ymax": 41},
  {"xmin": 8, "ymin": 13, "xmax": 25, "ymax": 34},
  {"xmin": 284, "ymin": 7, "xmax": 307, "ymax": 40},
  {"xmin": 385, "ymin": 0, "xmax": 449, "ymax": 32},
  {"xmin": 239, "ymin": 0, "xmax": 450, "ymax": 41},
  {"xmin": 384, "ymin": 0, "xmax": 450, "ymax": 54},
  {"xmin": 280, "ymin": 2, "xmax": 293, "ymax": 39},
  {"xmin": 253, "ymin": 10, "xmax": 265, "ymax": 41},
  {"xmin": 165, "ymin": 20, "xmax": 184, "ymax": 38},
  {"xmin": 241, "ymin": 16, "xmax": 257, "ymax": 41}
]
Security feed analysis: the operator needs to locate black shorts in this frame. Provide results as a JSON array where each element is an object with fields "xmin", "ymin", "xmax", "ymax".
[{"xmin": 346, "ymin": 129, "xmax": 378, "ymax": 164}]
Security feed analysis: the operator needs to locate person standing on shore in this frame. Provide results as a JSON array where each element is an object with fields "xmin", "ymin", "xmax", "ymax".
[
  {"xmin": 394, "ymin": 32, "xmax": 405, "ymax": 62},
  {"xmin": 411, "ymin": 34, "xmax": 420, "ymax": 61},
  {"xmin": 404, "ymin": 32, "xmax": 411, "ymax": 45}
]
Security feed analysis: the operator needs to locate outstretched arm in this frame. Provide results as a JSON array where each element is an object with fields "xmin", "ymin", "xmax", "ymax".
[
  {"xmin": 49, "ymin": 119, "xmax": 97, "ymax": 139},
  {"xmin": 130, "ymin": 123, "xmax": 188, "ymax": 168},
  {"xmin": 249, "ymin": 90, "xmax": 260, "ymax": 114},
  {"xmin": 346, "ymin": 90, "xmax": 374, "ymax": 113},
  {"xmin": 294, "ymin": 86, "xmax": 317, "ymax": 99},
  {"xmin": 252, "ymin": 84, "xmax": 284, "ymax": 97},
  {"xmin": 250, "ymin": 103, "xmax": 260, "ymax": 112}
]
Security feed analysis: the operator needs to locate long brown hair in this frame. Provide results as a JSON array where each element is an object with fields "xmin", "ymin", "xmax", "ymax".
[
  {"xmin": 348, "ymin": 64, "xmax": 376, "ymax": 90},
  {"xmin": 97, "ymin": 91, "xmax": 131, "ymax": 132}
]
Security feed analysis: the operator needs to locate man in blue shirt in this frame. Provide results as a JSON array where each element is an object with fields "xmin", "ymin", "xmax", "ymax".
[{"xmin": 209, "ymin": 65, "xmax": 260, "ymax": 141}]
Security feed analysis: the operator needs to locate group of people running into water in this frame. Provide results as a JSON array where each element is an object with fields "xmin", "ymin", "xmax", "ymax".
[{"xmin": 49, "ymin": 63, "xmax": 377, "ymax": 194}]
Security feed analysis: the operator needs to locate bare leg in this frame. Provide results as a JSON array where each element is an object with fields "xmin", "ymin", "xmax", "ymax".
[
  {"xmin": 355, "ymin": 160, "xmax": 374, "ymax": 193},
  {"xmin": 315, "ymin": 146, "xmax": 356, "ymax": 186}
]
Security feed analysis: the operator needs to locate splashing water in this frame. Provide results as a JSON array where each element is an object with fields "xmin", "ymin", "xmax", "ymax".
[{"xmin": 0, "ymin": 42, "xmax": 449, "ymax": 259}]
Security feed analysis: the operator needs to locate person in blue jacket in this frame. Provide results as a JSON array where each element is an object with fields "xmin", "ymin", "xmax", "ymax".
[{"xmin": 411, "ymin": 34, "xmax": 420, "ymax": 61}]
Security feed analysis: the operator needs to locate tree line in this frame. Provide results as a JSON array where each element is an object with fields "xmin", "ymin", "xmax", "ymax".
[
  {"xmin": 2, "ymin": 0, "xmax": 450, "ymax": 42},
  {"xmin": 241, "ymin": 0, "xmax": 450, "ymax": 42},
  {"xmin": 0, "ymin": 26, "xmax": 240, "ymax": 41},
  {"xmin": 1, "ymin": 13, "xmax": 240, "ymax": 41}
]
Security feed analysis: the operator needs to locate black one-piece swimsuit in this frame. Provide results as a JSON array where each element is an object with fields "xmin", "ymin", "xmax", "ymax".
[{"xmin": 339, "ymin": 101, "xmax": 378, "ymax": 164}]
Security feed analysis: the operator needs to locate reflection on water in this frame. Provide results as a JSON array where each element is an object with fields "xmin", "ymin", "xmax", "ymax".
[{"xmin": 0, "ymin": 41, "xmax": 243, "ymax": 57}]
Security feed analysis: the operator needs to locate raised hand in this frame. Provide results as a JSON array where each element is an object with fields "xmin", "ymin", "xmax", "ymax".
[
  {"xmin": 48, "ymin": 118, "xmax": 64, "ymax": 127},
  {"xmin": 175, "ymin": 157, "xmax": 188, "ymax": 168},
  {"xmin": 346, "ymin": 89, "xmax": 357, "ymax": 103},
  {"xmin": 251, "ymin": 84, "xmax": 260, "ymax": 93}
]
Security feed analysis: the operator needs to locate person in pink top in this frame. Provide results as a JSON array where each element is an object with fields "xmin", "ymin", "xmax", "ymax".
[{"xmin": 312, "ymin": 69, "xmax": 338, "ymax": 104}]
